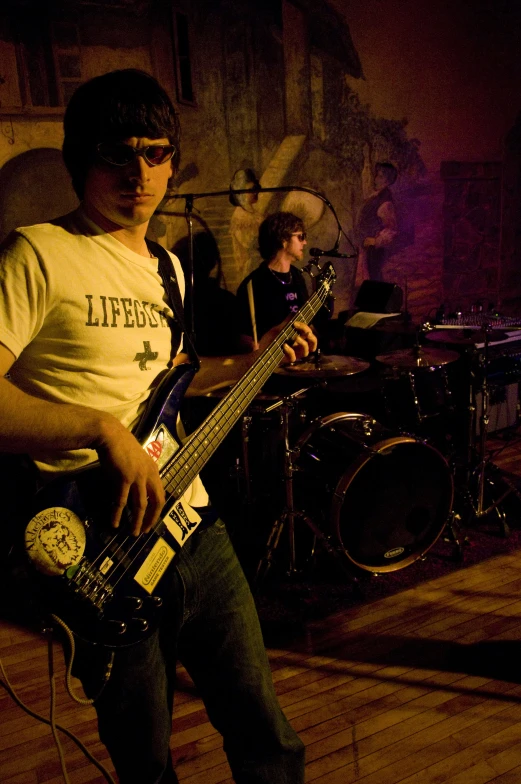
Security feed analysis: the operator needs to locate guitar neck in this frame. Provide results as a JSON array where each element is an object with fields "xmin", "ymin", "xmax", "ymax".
[{"xmin": 160, "ymin": 269, "xmax": 333, "ymax": 501}]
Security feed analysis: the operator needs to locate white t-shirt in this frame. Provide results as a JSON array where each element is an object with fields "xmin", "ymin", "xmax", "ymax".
[{"xmin": 0, "ymin": 208, "xmax": 208, "ymax": 506}]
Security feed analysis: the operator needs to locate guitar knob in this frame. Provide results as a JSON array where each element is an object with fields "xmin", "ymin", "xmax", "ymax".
[
  {"xmin": 132, "ymin": 618, "xmax": 149, "ymax": 632},
  {"xmin": 126, "ymin": 596, "xmax": 143, "ymax": 611},
  {"xmin": 108, "ymin": 620, "xmax": 127, "ymax": 635},
  {"xmin": 150, "ymin": 595, "xmax": 163, "ymax": 608}
]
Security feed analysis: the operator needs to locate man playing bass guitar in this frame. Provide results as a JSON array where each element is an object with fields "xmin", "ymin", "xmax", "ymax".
[{"xmin": 0, "ymin": 69, "xmax": 317, "ymax": 784}]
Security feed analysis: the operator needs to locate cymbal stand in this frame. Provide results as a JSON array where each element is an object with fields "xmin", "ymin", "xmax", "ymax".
[
  {"xmin": 254, "ymin": 387, "xmax": 351, "ymax": 584},
  {"xmin": 468, "ymin": 325, "xmax": 512, "ymax": 533}
]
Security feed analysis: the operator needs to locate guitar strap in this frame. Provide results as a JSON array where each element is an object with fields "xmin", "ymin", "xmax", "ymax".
[
  {"xmin": 146, "ymin": 239, "xmax": 200, "ymax": 371},
  {"xmin": 146, "ymin": 240, "xmax": 216, "ymax": 530}
]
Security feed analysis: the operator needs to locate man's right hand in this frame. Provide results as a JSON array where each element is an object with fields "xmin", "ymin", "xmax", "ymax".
[{"xmin": 94, "ymin": 421, "xmax": 166, "ymax": 536}]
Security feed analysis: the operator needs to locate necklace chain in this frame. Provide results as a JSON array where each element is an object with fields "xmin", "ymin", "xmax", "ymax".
[{"xmin": 269, "ymin": 268, "xmax": 292, "ymax": 285}]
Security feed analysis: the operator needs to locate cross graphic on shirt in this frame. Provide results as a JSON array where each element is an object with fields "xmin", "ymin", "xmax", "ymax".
[{"xmin": 134, "ymin": 341, "xmax": 158, "ymax": 371}]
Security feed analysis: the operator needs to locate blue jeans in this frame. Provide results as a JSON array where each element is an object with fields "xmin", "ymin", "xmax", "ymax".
[{"xmin": 73, "ymin": 520, "xmax": 305, "ymax": 783}]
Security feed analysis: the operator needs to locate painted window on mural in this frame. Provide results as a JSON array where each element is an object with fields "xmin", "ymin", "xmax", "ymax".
[
  {"xmin": 173, "ymin": 11, "xmax": 196, "ymax": 106},
  {"xmin": 51, "ymin": 22, "xmax": 82, "ymax": 107},
  {"xmin": 0, "ymin": 15, "xmax": 80, "ymax": 113}
]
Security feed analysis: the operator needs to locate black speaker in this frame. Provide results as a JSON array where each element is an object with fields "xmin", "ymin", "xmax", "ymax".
[{"xmin": 355, "ymin": 281, "xmax": 403, "ymax": 313}]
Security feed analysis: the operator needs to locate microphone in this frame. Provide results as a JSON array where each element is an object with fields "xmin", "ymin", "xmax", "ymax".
[{"xmin": 309, "ymin": 247, "xmax": 355, "ymax": 259}]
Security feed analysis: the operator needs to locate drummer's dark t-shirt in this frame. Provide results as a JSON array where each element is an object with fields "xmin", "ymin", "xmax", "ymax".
[{"xmin": 236, "ymin": 263, "xmax": 309, "ymax": 340}]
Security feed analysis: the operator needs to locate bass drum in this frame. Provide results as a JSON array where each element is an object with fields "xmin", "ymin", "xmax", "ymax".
[{"xmin": 294, "ymin": 412, "xmax": 453, "ymax": 573}]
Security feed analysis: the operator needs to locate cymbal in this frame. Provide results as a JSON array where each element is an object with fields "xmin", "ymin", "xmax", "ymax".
[
  {"xmin": 276, "ymin": 354, "xmax": 370, "ymax": 377},
  {"xmin": 375, "ymin": 346, "xmax": 460, "ymax": 369},
  {"xmin": 426, "ymin": 329, "xmax": 508, "ymax": 345}
]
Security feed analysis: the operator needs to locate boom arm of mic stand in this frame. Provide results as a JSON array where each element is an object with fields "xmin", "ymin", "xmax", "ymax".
[
  {"xmin": 160, "ymin": 184, "xmax": 357, "ymax": 256},
  {"xmin": 184, "ymin": 195, "xmax": 195, "ymax": 342}
]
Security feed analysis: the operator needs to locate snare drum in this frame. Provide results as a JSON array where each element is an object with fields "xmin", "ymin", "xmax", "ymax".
[{"xmin": 293, "ymin": 412, "xmax": 453, "ymax": 573}]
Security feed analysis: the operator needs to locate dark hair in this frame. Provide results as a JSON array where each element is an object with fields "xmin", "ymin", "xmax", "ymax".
[
  {"xmin": 375, "ymin": 161, "xmax": 398, "ymax": 186},
  {"xmin": 62, "ymin": 69, "xmax": 180, "ymax": 199},
  {"xmin": 258, "ymin": 211, "xmax": 305, "ymax": 262}
]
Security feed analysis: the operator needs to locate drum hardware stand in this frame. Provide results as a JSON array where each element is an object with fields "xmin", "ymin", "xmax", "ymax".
[
  {"xmin": 421, "ymin": 320, "xmax": 513, "ymax": 535},
  {"xmin": 457, "ymin": 324, "xmax": 513, "ymax": 535},
  {"xmin": 213, "ymin": 411, "xmax": 255, "ymax": 530},
  {"xmin": 239, "ymin": 411, "xmax": 254, "ymax": 511},
  {"xmin": 469, "ymin": 369, "xmax": 511, "ymax": 536},
  {"xmin": 254, "ymin": 388, "xmax": 313, "ymax": 584},
  {"xmin": 254, "ymin": 389, "xmax": 355, "ymax": 585},
  {"xmin": 441, "ymin": 511, "xmax": 467, "ymax": 561},
  {"xmin": 380, "ymin": 322, "xmax": 455, "ymax": 429}
]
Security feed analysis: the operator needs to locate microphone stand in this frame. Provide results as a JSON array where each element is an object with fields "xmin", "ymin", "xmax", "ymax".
[
  {"xmin": 184, "ymin": 194, "xmax": 195, "ymax": 343},
  {"xmin": 157, "ymin": 184, "xmax": 358, "ymax": 345}
]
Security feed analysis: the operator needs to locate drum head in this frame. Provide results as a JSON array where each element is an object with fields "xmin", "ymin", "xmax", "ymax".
[{"xmin": 333, "ymin": 437, "xmax": 453, "ymax": 572}]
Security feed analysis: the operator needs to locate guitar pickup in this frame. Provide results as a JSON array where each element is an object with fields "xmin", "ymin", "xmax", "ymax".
[{"xmin": 69, "ymin": 561, "xmax": 114, "ymax": 610}]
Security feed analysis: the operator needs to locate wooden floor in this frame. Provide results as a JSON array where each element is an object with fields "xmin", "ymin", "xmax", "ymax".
[{"xmin": 2, "ymin": 432, "xmax": 521, "ymax": 783}]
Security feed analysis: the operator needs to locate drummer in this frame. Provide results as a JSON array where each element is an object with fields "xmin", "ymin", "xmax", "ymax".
[{"xmin": 236, "ymin": 212, "xmax": 324, "ymax": 348}]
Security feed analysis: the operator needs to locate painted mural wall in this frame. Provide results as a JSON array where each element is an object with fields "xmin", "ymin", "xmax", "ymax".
[
  {"xmin": 335, "ymin": 0, "xmax": 521, "ymax": 317},
  {"xmin": 0, "ymin": 0, "xmax": 520, "ymax": 330}
]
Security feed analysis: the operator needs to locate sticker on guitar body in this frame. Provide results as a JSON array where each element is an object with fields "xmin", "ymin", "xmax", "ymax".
[
  {"xmin": 163, "ymin": 499, "xmax": 202, "ymax": 545},
  {"xmin": 133, "ymin": 500, "xmax": 201, "ymax": 593},
  {"xmin": 141, "ymin": 421, "xmax": 203, "ymax": 543},
  {"xmin": 133, "ymin": 537, "xmax": 175, "ymax": 594},
  {"xmin": 142, "ymin": 423, "xmax": 178, "ymax": 471},
  {"xmin": 25, "ymin": 507, "xmax": 86, "ymax": 576}
]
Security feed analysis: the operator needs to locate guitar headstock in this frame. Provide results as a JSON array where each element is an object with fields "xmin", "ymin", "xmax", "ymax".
[
  {"xmin": 318, "ymin": 261, "xmax": 336, "ymax": 289},
  {"xmin": 302, "ymin": 260, "xmax": 336, "ymax": 291}
]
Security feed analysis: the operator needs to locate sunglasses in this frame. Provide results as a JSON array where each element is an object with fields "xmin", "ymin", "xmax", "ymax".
[
  {"xmin": 96, "ymin": 143, "xmax": 176, "ymax": 167},
  {"xmin": 291, "ymin": 232, "xmax": 307, "ymax": 242}
]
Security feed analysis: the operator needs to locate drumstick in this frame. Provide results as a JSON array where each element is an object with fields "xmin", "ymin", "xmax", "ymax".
[{"xmin": 247, "ymin": 279, "xmax": 259, "ymax": 349}]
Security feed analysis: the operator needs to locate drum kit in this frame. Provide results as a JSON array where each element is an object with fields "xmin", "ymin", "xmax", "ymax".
[{"xmin": 195, "ymin": 315, "xmax": 521, "ymax": 584}]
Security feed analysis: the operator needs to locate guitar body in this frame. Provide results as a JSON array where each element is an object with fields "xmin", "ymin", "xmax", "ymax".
[
  {"xmin": 8, "ymin": 363, "xmax": 197, "ymax": 648},
  {"xmin": 5, "ymin": 263, "xmax": 336, "ymax": 648}
]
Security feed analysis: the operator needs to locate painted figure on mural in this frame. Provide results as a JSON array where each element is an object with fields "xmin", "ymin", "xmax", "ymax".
[
  {"xmin": 236, "ymin": 211, "xmax": 310, "ymax": 347},
  {"xmin": 356, "ymin": 161, "xmax": 399, "ymax": 284},
  {"xmin": 0, "ymin": 69, "xmax": 314, "ymax": 784}
]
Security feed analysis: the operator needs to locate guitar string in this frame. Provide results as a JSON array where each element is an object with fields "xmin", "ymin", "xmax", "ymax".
[
  {"xmin": 161, "ymin": 286, "xmax": 329, "ymax": 495},
  {"xmin": 79, "ymin": 358, "xmax": 283, "ymax": 597},
  {"xmin": 98, "ymin": 335, "xmax": 288, "ymax": 593},
  {"xmin": 96, "ymin": 279, "xmax": 331, "ymax": 592},
  {"xmin": 163, "ymin": 284, "xmax": 326, "ymax": 489},
  {"xmin": 141, "ymin": 283, "xmax": 327, "ymax": 531},
  {"xmin": 80, "ymin": 285, "xmax": 328, "ymax": 598},
  {"xmin": 77, "ymin": 273, "xmax": 333, "ymax": 596},
  {"xmin": 74, "ymin": 529, "xmax": 140, "ymax": 594}
]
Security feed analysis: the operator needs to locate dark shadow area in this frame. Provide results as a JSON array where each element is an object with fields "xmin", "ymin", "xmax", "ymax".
[
  {"xmin": 254, "ymin": 509, "xmax": 521, "ymax": 648},
  {"xmin": 324, "ymin": 633, "xmax": 521, "ymax": 685},
  {"xmin": 450, "ymin": 639, "xmax": 521, "ymax": 684},
  {"xmin": 171, "ymin": 230, "xmax": 243, "ymax": 356},
  {"xmin": 271, "ymin": 636, "xmax": 521, "ymax": 699},
  {"xmin": 0, "ymin": 148, "xmax": 78, "ymax": 242}
]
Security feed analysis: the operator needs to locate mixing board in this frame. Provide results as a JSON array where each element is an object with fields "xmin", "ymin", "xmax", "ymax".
[{"xmin": 439, "ymin": 315, "xmax": 521, "ymax": 329}]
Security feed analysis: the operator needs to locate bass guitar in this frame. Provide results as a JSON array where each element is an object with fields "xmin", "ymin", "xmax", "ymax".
[{"xmin": 9, "ymin": 262, "xmax": 336, "ymax": 647}]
